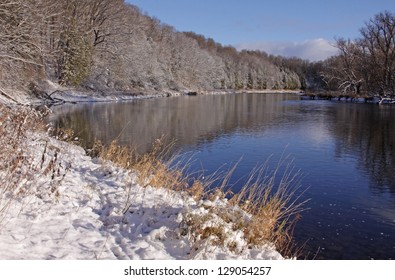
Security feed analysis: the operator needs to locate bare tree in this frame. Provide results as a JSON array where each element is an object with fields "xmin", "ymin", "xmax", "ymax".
[
  {"xmin": 0, "ymin": 0, "xmax": 43, "ymax": 66},
  {"xmin": 321, "ymin": 38, "xmax": 364, "ymax": 94},
  {"xmin": 0, "ymin": 0, "xmax": 62, "ymax": 96},
  {"xmin": 53, "ymin": 0, "xmax": 125, "ymax": 85},
  {"xmin": 359, "ymin": 11, "xmax": 395, "ymax": 95}
]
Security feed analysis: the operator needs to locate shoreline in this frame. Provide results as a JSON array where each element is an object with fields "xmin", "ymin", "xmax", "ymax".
[
  {"xmin": 12, "ymin": 79, "xmax": 391, "ymax": 107},
  {"xmin": 0, "ymin": 80, "xmax": 304, "ymax": 107},
  {"xmin": 299, "ymin": 91, "xmax": 388, "ymax": 104},
  {"xmin": 41, "ymin": 89, "xmax": 304, "ymax": 106},
  {"xmin": 0, "ymin": 103, "xmax": 289, "ymax": 260}
]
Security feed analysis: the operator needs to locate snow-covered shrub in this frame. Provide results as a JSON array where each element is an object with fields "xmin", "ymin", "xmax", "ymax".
[{"xmin": 0, "ymin": 105, "xmax": 69, "ymax": 225}]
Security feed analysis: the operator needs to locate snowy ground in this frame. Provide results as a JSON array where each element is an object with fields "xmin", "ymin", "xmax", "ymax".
[{"xmin": 0, "ymin": 129, "xmax": 283, "ymax": 260}]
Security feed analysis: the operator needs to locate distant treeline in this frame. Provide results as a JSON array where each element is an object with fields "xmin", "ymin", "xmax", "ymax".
[{"xmin": 0, "ymin": 1, "xmax": 394, "ymax": 97}]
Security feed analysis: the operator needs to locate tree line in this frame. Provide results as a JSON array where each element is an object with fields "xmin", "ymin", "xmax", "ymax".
[
  {"xmin": 0, "ymin": 1, "xmax": 393, "ymax": 97},
  {"xmin": 0, "ymin": 0, "xmax": 300, "ymax": 97},
  {"xmin": 263, "ymin": 11, "xmax": 395, "ymax": 97},
  {"xmin": 323, "ymin": 11, "xmax": 395, "ymax": 96}
]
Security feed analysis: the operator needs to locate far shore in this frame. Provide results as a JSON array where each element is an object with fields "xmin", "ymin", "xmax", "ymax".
[
  {"xmin": 0, "ymin": 82, "xmax": 304, "ymax": 107},
  {"xmin": 2, "ymin": 80, "xmax": 392, "ymax": 108}
]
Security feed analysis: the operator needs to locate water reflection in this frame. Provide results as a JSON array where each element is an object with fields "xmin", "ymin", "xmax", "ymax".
[
  {"xmin": 330, "ymin": 104, "xmax": 395, "ymax": 193},
  {"xmin": 49, "ymin": 94, "xmax": 298, "ymax": 154}
]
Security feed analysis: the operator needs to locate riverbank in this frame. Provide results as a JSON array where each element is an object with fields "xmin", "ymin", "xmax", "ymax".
[
  {"xmin": 0, "ymin": 83, "xmax": 178, "ymax": 106},
  {"xmin": 0, "ymin": 80, "xmax": 304, "ymax": 107},
  {"xmin": 299, "ymin": 91, "xmax": 386, "ymax": 104},
  {"xmin": 0, "ymin": 103, "xmax": 289, "ymax": 260}
]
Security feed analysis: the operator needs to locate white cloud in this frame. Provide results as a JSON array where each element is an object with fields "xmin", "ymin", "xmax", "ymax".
[{"xmin": 236, "ymin": 38, "xmax": 339, "ymax": 61}]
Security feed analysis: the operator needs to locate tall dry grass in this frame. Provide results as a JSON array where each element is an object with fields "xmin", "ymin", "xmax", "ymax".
[
  {"xmin": 97, "ymin": 138, "xmax": 191, "ymax": 191},
  {"xmin": 179, "ymin": 157, "xmax": 307, "ymax": 258},
  {"xmin": 228, "ymin": 157, "xmax": 308, "ymax": 256},
  {"xmin": 96, "ymin": 138, "xmax": 307, "ymax": 258}
]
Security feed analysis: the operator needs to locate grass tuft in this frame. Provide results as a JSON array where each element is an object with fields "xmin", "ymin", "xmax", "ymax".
[
  {"xmin": 228, "ymin": 157, "xmax": 308, "ymax": 255},
  {"xmin": 96, "ymin": 138, "xmax": 307, "ymax": 258}
]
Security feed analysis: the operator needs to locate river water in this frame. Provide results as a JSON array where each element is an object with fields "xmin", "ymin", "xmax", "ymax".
[{"xmin": 49, "ymin": 93, "xmax": 395, "ymax": 259}]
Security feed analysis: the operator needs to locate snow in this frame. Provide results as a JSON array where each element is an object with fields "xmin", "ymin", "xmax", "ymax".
[{"xmin": 0, "ymin": 131, "xmax": 284, "ymax": 260}]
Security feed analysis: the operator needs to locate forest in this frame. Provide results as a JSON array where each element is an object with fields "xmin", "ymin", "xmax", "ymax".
[{"xmin": 0, "ymin": 0, "xmax": 394, "ymax": 98}]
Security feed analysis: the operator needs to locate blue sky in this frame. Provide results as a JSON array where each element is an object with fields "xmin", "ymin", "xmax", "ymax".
[{"xmin": 127, "ymin": 0, "xmax": 394, "ymax": 61}]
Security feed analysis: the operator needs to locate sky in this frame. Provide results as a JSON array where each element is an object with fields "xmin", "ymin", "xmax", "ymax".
[{"xmin": 127, "ymin": 0, "xmax": 395, "ymax": 61}]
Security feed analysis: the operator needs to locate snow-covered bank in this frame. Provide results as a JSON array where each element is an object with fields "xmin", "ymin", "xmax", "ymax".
[
  {"xmin": 0, "ymin": 87, "xmax": 176, "ymax": 106},
  {"xmin": 0, "ymin": 106, "xmax": 284, "ymax": 260},
  {"xmin": 0, "ymin": 79, "xmax": 303, "ymax": 107},
  {"xmin": 0, "ymin": 81, "xmax": 179, "ymax": 106}
]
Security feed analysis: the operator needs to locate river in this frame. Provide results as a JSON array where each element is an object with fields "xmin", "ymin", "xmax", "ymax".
[{"xmin": 49, "ymin": 93, "xmax": 395, "ymax": 259}]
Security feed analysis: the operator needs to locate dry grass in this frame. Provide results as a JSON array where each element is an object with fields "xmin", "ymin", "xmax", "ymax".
[
  {"xmin": 175, "ymin": 156, "xmax": 307, "ymax": 257},
  {"xmin": 96, "ymin": 138, "xmax": 307, "ymax": 258},
  {"xmin": 229, "ymin": 157, "xmax": 308, "ymax": 256},
  {"xmin": 0, "ymin": 104, "xmax": 69, "ymax": 225},
  {"xmin": 98, "ymin": 137, "xmax": 190, "ymax": 191}
]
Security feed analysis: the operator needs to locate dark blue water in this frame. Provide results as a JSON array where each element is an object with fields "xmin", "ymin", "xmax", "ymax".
[{"xmin": 49, "ymin": 93, "xmax": 395, "ymax": 259}]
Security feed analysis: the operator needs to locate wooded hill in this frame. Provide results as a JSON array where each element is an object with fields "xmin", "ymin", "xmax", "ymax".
[
  {"xmin": 1, "ymin": 1, "xmax": 393, "ymax": 98},
  {"xmin": 0, "ymin": 0, "xmax": 301, "ymax": 97}
]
